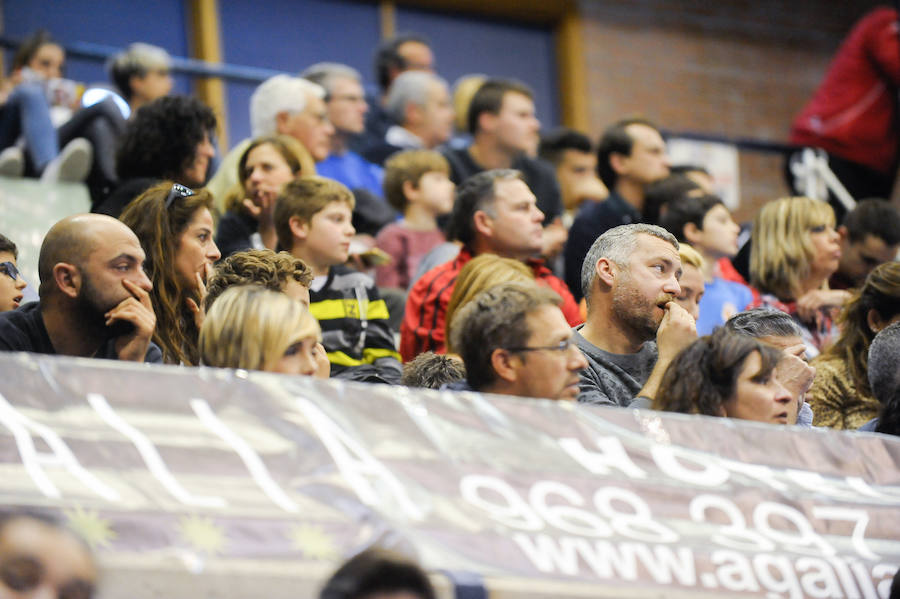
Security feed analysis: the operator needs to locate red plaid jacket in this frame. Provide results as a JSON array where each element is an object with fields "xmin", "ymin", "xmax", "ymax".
[{"xmin": 399, "ymin": 247, "xmax": 582, "ymax": 362}]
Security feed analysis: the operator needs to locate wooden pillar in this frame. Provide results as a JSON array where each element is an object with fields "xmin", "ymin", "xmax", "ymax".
[
  {"xmin": 380, "ymin": 0, "xmax": 397, "ymax": 40},
  {"xmin": 189, "ymin": 0, "xmax": 229, "ymax": 150},
  {"xmin": 555, "ymin": 4, "xmax": 590, "ymax": 133}
]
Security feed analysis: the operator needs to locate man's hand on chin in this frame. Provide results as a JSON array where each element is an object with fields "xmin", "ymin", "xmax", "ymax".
[
  {"xmin": 108, "ymin": 279, "xmax": 156, "ymax": 362},
  {"xmin": 655, "ymin": 301, "xmax": 697, "ymax": 363}
]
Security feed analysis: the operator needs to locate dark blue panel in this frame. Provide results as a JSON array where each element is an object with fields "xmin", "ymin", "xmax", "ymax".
[
  {"xmin": 219, "ymin": 0, "xmax": 380, "ymax": 145},
  {"xmin": 395, "ymin": 6, "xmax": 559, "ymax": 128},
  {"xmin": 2, "ymin": 0, "xmax": 192, "ymax": 94}
]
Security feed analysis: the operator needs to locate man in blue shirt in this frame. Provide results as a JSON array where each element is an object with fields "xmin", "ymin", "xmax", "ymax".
[{"xmin": 303, "ymin": 63, "xmax": 385, "ymax": 199}]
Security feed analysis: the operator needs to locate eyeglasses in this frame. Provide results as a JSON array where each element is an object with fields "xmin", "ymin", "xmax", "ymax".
[
  {"xmin": 163, "ymin": 183, "xmax": 195, "ymax": 209},
  {"xmin": 0, "ymin": 261, "xmax": 20, "ymax": 281},
  {"xmin": 506, "ymin": 338, "xmax": 574, "ymax": 354},
  {"xmin": 329, "ymin": 93, "xmax": 366, "ymax": 104},
  {"xmin": 0, "ymin": 554, "xmax": 94, "ymax": 599}
]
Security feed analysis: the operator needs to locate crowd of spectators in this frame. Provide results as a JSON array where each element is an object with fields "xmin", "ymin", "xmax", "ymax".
[
  {"xmin": 4, "ymin": 17, "xmax": 900, "ymax": 433},
  {"xmin": 3, "ymin": 13, "xmax": 900, "ymax": 597}
]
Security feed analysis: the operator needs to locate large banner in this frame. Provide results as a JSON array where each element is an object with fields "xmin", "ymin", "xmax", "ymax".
[{"xmin": 1, "ymin": 352, "xmax": 898, "ymax": 598}]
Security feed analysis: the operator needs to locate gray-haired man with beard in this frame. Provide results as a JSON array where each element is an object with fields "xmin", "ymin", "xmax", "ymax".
[
  {"xmin": 574, "ymin": 223, "xmax": 696, "ymax": 406},
  {"xmin": 0, "ymin": 214, "xmax": 161, "ymax": 362}
]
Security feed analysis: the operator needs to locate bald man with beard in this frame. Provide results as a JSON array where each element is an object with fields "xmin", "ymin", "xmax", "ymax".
[{"xmin": 0, "ymin": 214, "xmax": 160, "ymax": 362}]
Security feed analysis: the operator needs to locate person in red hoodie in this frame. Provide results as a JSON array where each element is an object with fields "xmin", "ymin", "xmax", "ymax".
[
  {"xmin": 789, "ymin": 7, "xmax": 900, "ymax": 220},
  {"xmin": 400, "ymin": 169, "xmax": 581, "ymax": 361}
]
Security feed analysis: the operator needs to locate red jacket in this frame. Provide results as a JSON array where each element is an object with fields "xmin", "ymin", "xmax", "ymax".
[
  {"xmin": 790, "ymin": 8, "xmax": 900, "ymax": 174},
  {"xmin": 399, "ymin": 247, "xmax": 583, "ymax": 362}
]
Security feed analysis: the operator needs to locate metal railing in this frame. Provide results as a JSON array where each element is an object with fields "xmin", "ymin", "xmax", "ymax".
[{"xmin": 0, "ymin": 36, "xmax": 282, "ymax": 84}]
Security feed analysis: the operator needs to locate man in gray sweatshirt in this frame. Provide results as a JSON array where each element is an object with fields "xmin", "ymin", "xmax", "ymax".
[{"xmin": 573, "ymin": 223, "xmax": 696, "ymax": 407}]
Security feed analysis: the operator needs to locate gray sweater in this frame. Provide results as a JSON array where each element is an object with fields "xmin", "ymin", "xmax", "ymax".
[{"xmin": 573, "ymin": 325, "xmax": 658, "ymax": 407}]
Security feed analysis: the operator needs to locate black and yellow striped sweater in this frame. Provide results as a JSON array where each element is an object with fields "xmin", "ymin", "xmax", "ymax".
[{"xmin": 309, "ymin": 265, "xmax": 401, "ymax": 378}]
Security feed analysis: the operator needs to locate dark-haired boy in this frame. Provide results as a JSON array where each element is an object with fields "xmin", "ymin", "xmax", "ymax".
[{"xmin": 659, "ymin": 193, "xmax": 753, "ymax": 335}]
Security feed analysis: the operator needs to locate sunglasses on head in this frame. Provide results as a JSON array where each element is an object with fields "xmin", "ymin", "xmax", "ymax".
[
  {"xmin": 0, "ymin": 261, "xmax": 20, "ymax": 281},
  {"xmin": 0, "ymin": 554, "xmax": 94, "ymax": 599},
  {"xmin": 163, "ymin": 183, "xmax": 196, "ymax": 209}
]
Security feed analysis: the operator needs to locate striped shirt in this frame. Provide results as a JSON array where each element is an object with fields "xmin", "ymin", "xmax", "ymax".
[{"xmin": 309, "ymin": 265, "xmax": 401, "ymax": 377}]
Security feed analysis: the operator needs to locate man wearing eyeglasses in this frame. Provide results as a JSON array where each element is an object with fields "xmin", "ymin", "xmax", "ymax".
[
  {"xmin": 0, "ymin": 214, "xmax": 161, "ymax": 363},
  {"xmin": 449, "ymin": 282, "xmax": 587, "ymax": 400},
  {"xmin": 0, "ymin": 512, "xmax": 97, "ymax": 599},
  {"xmin": 302, "ymin": 62, "xmax": 385, "ymax": 200}
]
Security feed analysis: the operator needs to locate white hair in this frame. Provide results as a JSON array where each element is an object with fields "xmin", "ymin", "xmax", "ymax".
[
  {"xmin": 385, "ymin": 71, "xmax": 446, "ymax": 125},
  {"xmin": 250, "ymin": 75, "xmax": 325, "ymax": 137}
]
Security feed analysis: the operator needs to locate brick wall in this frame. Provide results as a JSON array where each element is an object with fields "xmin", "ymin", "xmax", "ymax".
[{"xmin": 577, "ymin": 0, "xmax": 886, "ymax": 222}]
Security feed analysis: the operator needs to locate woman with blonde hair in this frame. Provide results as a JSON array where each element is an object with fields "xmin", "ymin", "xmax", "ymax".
[
  {"xmin": 749, "ymin": 196, "xmax": 849, "ymax": 357},
  {"xmin": 674, "ymin": 243, "xmax": 705, "ymax": 323},
  {"xmin": 807, "ymin": 261, "xmax": 900, "ymax": 429},
  {"xmin": 120, "ymin": 181, "xmax": 221, "ymax": 365},
  {"xmin": 200, "ymin": 285, "xmax": 321, "ymax": 375},
  {"xmin": 444, "ymin": 254, "xmax": 534, "ymax": 354},
  {"xmin": 216, "ymin": 135, "xmax": 315, "ymax": 257}
]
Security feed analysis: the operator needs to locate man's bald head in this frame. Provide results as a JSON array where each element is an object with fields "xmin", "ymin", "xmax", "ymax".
[{"xmin": 38, "ymin": 215, "xmax": 138, "ymax": 295}]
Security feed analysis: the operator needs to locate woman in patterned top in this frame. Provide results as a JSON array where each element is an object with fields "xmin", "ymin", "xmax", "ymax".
[{"xmin": 807, "ymin": 261, "xmax": 900, "ymax": 429}]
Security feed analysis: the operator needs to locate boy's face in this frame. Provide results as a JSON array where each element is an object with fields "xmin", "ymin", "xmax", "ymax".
[
  {"xmin": 696, "ymin": 203, "xmax": 740, "ymax": 258},
  {"xmin": 298, "ymin": 202, "xmax": 355, "ymax": 268},
  {"xmin": 410, "ymin": 171, "xmax": 455, "ymax": 216}
]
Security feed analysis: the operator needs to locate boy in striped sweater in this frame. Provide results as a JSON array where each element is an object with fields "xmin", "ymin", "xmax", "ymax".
[{"xmin": 274, "ymin": 177, "xmax": 401, "ymax": 382}]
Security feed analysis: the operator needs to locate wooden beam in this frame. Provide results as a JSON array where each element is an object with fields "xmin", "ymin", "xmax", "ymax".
[
  {"xmin": 555, "ymin": 5, "xmax": 590, "ymax": 132},
  {"xmin": 393, "ymin": 0, "xmax": 567, "ymax": 24},
  {"xmin": 188, "ymin": 0, "xmax": 229, "ymax": 150},
  {"xmin": 381, "ymin": 0, "xmax": 397, "ymax": 39}
]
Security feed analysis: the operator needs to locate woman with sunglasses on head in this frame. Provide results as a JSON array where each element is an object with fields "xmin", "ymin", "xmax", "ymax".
[
  {"xmin": 749, "ymin": 196, "xmax": 850, "ymax": 359},
  {"xmin": 216, "ymin": 135, "xmax": 314, "ymax": 258},
  {"xmin": 199, "ymin": 285, "xmax": 321, "ymax": 376},
  {"xmin": 653, "ymin": 327, "xmax": 796, "ymax": 425},
  {"xmin": 120, "ymin": 181, "xmax": 221, "ymax": 365}
]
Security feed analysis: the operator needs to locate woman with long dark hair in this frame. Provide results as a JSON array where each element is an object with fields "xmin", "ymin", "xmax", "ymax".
[
  {"xmin": 654, "ymin": 328, "xmax": 794, "ymax": 425},
  {"xmin": 120, "ymin": 181, "xmax": 220, "ymax": 364}
]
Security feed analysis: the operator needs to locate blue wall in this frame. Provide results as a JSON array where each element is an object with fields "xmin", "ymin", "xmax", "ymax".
[
  {"xmin": 218, "ymin": 0, "xmax": 380, "ymax": 144},
  {"xmin": 4, "ymin": 1, "xmax": 559, "ymax": 150},
  {"xmin": 396, "ymin": 6, "xmax": 559, "ymax": 129},
  {"xmin": 3, "ymin": 0, "xmax": 192, "ymax": 94}
]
